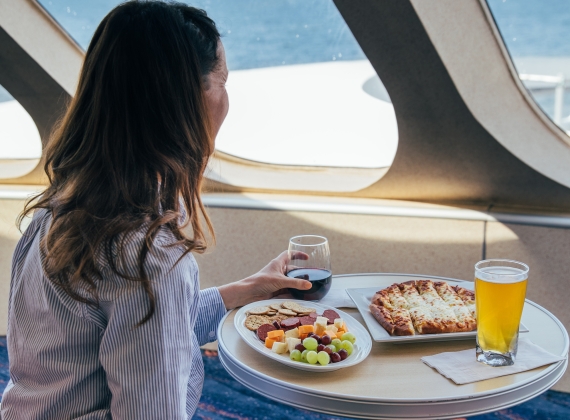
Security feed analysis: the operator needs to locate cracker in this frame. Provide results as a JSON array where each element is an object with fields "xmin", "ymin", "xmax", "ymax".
[
  {"xmin": 297, "ymin": 307, "xmax": 316, "ymax": 314},
  {"xmin": 248, "ymin": 306, "xmax": 271, "ymax": 315},
  {"xmin": 267, "ymin": 311, "xmax": 277, "ymax": 316},
  {"xmin": 270, "ymin": 314, "xmax": 288, "ymax": 322},
  {"xmin": 281, "ymin": 301, "xmax": 300, "ymax": 311},
  {"xmin": 245, "ymin": 315, "xmax": 271, "ymax": 331},
  {"xmin": 269, "ymin": 304, "xmax": 282, "ymax": 311},
  {"xmin": 282, "ymin": 301, "xmax": 313, "ymax": 313},
  {"xmin": 278, "ymin": 308, "xmax": 298, "ymax": 316}
]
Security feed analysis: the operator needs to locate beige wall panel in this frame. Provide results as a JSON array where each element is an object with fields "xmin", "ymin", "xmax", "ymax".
[
  {"xmin": 486, "ymin": 222, "xmax": 570, "ymax": 392},
  {"xmin": 0, "ymin": 200, "xmax": 26, "ymax": 335},
  {"xmin": 195, "ymin": 208, "xmax": 484, "ymax": 288}
]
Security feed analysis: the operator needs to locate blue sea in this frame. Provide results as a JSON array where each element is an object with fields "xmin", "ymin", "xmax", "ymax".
[{"xmin": 38, "ymin": 0, "xmax": 570, "ymax": 69}]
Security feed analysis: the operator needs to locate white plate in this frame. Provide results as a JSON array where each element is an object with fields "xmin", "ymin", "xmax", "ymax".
[
  {"xmin": 234, "ymin": 299, "xmax": 372, "ymax": 372},
  {"xmin": 346, "ymin": 278, "xmax": 529, "ymax": 343}
]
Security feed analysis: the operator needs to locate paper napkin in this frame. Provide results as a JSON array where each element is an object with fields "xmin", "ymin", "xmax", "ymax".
[
  {"xmin": 318, "ymin": 288, "xmax": 356, "ymax": 308},
  {"xmin": 421, "ymin": 340, "xmax": 565, "ymax": 385}
]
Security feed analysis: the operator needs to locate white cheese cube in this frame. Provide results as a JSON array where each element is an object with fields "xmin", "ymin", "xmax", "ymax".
[
  {"xmin": 316, "ymin": 316, "xmax": 328, "ymax": 327},
  {"xmin": 271, "ymin": 341, "xmax": 288, "ymax": 354},
  {"xmin": 284, "ymin": 328, "xmax": 300, "ymax": 339},
  {"xmin": 334, "ymin": 318, "xmax": 344, "ymax": 329},
  {"xmin": 286, "ymin": 337, "xmax": 302, "ymax": 353},
  {"xmin": 326, "ymin": 325, "xmax": 338, "ymax": 334}
]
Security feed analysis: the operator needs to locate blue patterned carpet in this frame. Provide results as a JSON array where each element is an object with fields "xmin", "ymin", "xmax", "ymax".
[{"xmin": 1, "ymin": 337, "xmax": 569, "ymax": 419}]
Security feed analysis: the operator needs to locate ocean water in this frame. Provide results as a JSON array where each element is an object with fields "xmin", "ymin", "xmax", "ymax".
[
  {"xmin": 37, "ymin": 0, "xmax": 570, "ymax": 67},
  {"xmin": 37, "ymin": 0, "xmax": 365, "ymax": 71}
]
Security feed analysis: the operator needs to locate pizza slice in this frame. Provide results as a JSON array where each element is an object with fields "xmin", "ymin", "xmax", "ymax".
[
  {"xmin": 434, "ymin": 281, "xmax": 477, "ymax": 332},
  {"xmin": 370, "ymin": 286, "xmax": 415, "ymax": 336},
  {"xmin": 453, "ymin": 285, "xmax": 476, "ymax": 318}
]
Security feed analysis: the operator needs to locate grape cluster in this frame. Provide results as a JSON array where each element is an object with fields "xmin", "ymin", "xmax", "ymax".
[{"xmin": 290, "ymin": 332, "xmax": 356, "ymax": 365}]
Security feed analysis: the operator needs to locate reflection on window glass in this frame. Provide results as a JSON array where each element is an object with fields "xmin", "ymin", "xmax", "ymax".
[
  {"xmin": 487, "ymin": 0, "xmax": 570, "ymax": 135},
  {"xmin": 0, "ymin": 85, "xmax": 42, "ymax": 178},
  {"xmin": 38, "ymin": 0, "xmax": 397, "ymax": 168}
]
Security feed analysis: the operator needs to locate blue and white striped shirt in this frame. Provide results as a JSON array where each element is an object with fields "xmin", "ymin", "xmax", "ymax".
[{"xmin": 1, "ymin": 208, "xmax": 228, "ymax": 419}]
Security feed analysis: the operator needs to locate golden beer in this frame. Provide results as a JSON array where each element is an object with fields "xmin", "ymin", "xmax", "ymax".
[{"xmin": 475, "ymin": 260, "xmax": 529, "ymax": 366}]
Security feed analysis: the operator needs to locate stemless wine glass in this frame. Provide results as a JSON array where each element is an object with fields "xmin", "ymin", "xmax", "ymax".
[{"xmin": 286, "ymin": 235, "xmax": 332, "ymax": 301}]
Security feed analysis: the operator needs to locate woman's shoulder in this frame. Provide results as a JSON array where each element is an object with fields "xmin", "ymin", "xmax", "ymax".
[{"xmin": 97, "ymin": 224, "xmax": 196, "ymax": 277}]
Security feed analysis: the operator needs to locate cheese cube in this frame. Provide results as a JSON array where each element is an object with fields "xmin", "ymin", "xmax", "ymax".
[
  {"xmin": 323, "ymin": 330, "xmax": 337, "ymax": 339},
  {"xmin": 284, "ymin": 328, "xmax": 300, "ymax": 339},
  {"xmin": 265, "ymin": 338, "xmax": 276, "ymax": 349},
  {"xmin": 314, "ymin": 322, "xmax": 326, "ymax": 335},
  {"xmin": 267, "ymin": 329, "xmax": 285, "ymax": 342},
  {"xmin": 334, "ymin": 318, "xmax": 344, "ymax": 329},
  {"xmin": 271, "ymin": 341, "xmax": 288, "ymax": 354},
  {"xmin": 327, "ymin": 325, "xmax": 338, "ymax": 333},
  {"xmin": 316, "ymin": 316, "xmax": 328, "ymax": 327},
  {"xmin": 286, "ymin": 337, "xmax": 302, "ymax": 353}
]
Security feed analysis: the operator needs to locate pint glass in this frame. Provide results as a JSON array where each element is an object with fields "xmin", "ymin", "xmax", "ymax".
[{"xmin": 475, "ymin": 259, "xmax": 529, "ymax": 366}]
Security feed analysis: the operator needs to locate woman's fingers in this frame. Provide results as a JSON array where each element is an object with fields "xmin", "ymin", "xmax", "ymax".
[
  {"xmin": 277, "ymin": 275, "xmax": 311, "ymax": 291},
  {"xmin": 289, "ymin": 251, "xmax": 309, "ymax": 261}
]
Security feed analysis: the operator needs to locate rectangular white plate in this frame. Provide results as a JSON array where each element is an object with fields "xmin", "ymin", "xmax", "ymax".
[{"xmin": 346, "ymin": 277, "xmax": 529, "ymax": 343}]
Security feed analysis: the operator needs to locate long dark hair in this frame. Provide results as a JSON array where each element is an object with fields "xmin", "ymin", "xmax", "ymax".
[{"xmin": 20, "ymin": 1, "xmax": 221, "ymax": 325}]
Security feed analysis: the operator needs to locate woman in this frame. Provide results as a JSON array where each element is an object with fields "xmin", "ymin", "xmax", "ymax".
[{"xmin": 1, "ymin": 2, "xmax": 311, "ymax": 419}]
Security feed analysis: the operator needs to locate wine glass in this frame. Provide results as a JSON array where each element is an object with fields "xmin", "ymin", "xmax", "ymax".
[{"xmin": 286, "ymin": 235, "xmax": 332, "ymax": 301}]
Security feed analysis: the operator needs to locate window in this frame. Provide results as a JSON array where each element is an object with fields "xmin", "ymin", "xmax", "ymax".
[
  {"xmin": 487, "ymin": 0, "xmax": 570, "ymax": 135},
  {"xmin": 0, "ymin": 85, "xmax": 42, "ymax": 178},
  {"xmin": 38, "ymin": 0, "xmax": 396, "ymax": 190}
]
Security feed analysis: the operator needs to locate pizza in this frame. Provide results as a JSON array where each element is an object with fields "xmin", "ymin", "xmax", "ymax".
[{"xmin": 369, "ymin": 280, "xmax": 476, "ymax": 336}]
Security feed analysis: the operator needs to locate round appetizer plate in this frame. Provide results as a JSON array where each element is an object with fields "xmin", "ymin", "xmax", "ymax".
[{"xmin": 234, "ymin": 299, "xmax": 372, "ymax": 372}]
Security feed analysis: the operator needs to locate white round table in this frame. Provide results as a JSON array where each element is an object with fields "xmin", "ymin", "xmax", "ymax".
[{"xmin": 217, "ymin": 274, "xmax": 569, "ymax": 419}]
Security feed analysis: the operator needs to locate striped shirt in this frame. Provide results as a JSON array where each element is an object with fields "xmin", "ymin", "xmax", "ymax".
[{"xmin": 1, "ymin": 208, "xmax": 227, "ymax": 419}]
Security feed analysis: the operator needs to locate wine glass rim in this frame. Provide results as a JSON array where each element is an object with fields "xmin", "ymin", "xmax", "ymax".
[{"xmin": 289, "ymin": 235, "xmax": 328, "ymax": 246}]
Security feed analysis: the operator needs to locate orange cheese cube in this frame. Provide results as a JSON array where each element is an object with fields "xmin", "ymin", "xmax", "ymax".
[
  {"xmin": 265, "ymin": 337, "xmax": 276, "ymax": 349},
  {"xmin": 300, "ymin": 333, "xmax": 308, "ymax": 340},
  {"xmin": 337, "ymin": 329, "xmax": 346, "ymax": 337},
  {"xmin": 298, "ymin": 325, "xmax": 314, "ymax": 335},
  {"xmin": 267, "ymin": 330, "xmax": 284, "ymax": 342}
]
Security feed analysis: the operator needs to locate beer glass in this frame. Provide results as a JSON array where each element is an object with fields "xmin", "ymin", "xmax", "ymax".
[{"xmin": 475, "ymin": 259, "xmax": 529, "ymax": 366}]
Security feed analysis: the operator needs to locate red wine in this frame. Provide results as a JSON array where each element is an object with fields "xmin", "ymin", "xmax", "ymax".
[{"xmin": 286, "ymin": 268, "xmax": 332, "ymax": 301}]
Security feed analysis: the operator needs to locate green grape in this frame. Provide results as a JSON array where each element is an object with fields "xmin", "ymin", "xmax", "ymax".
[
  {"xmin": 341, "ymin": 340, "xmax": 354, "ymax": 356},
  {"xmin": 341, "ymin": 332, "xmax": 356, "ymax": 344},
  {"xmin": 326, "ymin": 344, "xmax": 336, "ymax": 353},
  {"xmin": 306, "ymin": 351, "xmax": 318, "ymax": 365},
  {"xmin": 331, "ymin": 338, "xmax": 342, "ymax": 351},
  {"xmin": 290, "ymin": 349, "xmax": 302, "ymax": 362},
  {"xmin": 303, "ymin": 337, "xmax": 318, "ymax": 351},
  {"xmin": 301, "ymin": 349, "xmax": 309, "ymax": 362},
  {"xmin": 317, "ymin": 351, "xmax": 330, "ymax": 365}
]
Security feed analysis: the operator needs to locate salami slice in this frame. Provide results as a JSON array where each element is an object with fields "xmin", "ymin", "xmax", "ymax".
[
  {"xmin": 299, "ymin": 316, "xmax": 314, "ymax": 326},
  {"xmin": 256, "ymin": 324, "xmax": 276, "ymax": 342},
  {"xmin": 308, "ymin": 312, "xmax": 318, "ymax": 319},
  {"xmin": 280, "ymin": 317, "xmax": 300, "ymax": 330},
  {"xmin": 323, "ymin": 309, "xmax": 340, "ymax": 324}
]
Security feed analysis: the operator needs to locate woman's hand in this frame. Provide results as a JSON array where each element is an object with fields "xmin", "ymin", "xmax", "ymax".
[{"xmin": 217, "ymin": 251, "xmax": 312, "ymax": 310}]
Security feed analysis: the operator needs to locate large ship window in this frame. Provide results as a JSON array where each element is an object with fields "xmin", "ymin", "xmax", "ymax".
[
  {"xmin": 487, "ymin": 0, "xmax": 570, "ymax": 136},
  {"xmin": 0, "ymin": 85, "xmax": 42, "ymax": 178},
  {"xmin": 37, "ymin": 0, "xmax": 397, "ymax": 190}
]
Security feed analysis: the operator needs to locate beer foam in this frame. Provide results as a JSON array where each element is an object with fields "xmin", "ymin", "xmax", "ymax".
[{"xmin": 475, "ymin": 267, "xmax": 528, "ymax": 283}]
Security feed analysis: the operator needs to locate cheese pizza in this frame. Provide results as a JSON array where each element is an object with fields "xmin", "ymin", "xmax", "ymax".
[{"xmin": 369, "ymin": 280, "xmax": 477, "ymax": 336}]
